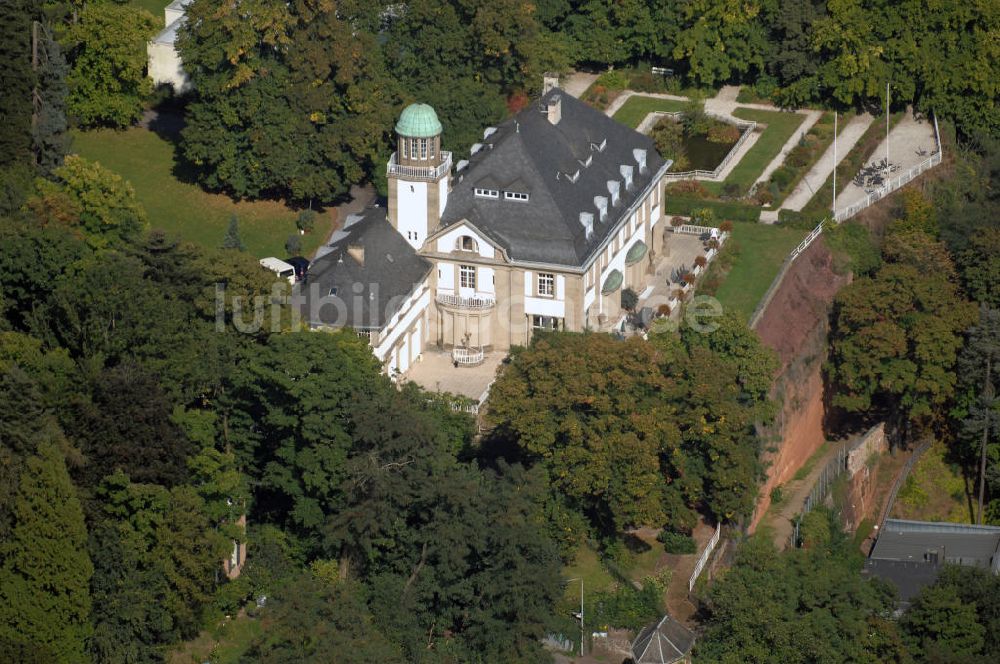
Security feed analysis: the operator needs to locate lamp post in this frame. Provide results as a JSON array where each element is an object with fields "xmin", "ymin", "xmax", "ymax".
[{"xmin": 565, "ymin": 577, "xmax": 584, "ymax": 656}]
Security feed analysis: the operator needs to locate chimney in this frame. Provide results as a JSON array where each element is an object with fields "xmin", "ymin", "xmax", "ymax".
[
  {"xmin": 347, "ymin": 244, "xmax": 365, "ymax": 265},
  {"xmin": 547, "ymin": 94, "xmax": 562, "ymax": 125},
  {"xmin": 542, "ymin": 72, "xmax": 559, "ymax": 95}
]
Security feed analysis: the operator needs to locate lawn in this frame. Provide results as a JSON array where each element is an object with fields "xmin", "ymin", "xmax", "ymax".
[
  {"xmin": 704, "ymin": 108, "xmax": 807, "ymax": 195},
  {"xmin": 712, "ymin": 221, "xmax": 807, "ymax": 319},
  {"xmin": 612, "ymin": 95, "xmax": 689, "ymax": 129},
  {"xmin": 72, "ymin": 127, "xmax": 336, "ymax": 259}
]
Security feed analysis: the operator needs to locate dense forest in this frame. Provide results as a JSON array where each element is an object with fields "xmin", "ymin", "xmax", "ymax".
[{"xmin": 1, "ymin": 0, "xmax": 997, "ymax": 204}]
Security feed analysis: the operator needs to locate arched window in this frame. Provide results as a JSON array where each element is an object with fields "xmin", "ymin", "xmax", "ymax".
[{"xmin": 456, "ymin": 235, "xmax": 479, "ymax": 252}]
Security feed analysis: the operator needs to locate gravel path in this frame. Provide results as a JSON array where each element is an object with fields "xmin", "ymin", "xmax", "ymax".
[
  {"xmin": 561, "ymin": 71, "xmax": 599, "ymax": 98},
  {"xmin": 782, "ymin": 113, "xmax": 874, "ymax": 212}
]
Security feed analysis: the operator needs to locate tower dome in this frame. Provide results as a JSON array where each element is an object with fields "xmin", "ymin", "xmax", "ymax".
[{"xmin": 395, "ymin": 103, "xmax": 443, "ymax": 137}]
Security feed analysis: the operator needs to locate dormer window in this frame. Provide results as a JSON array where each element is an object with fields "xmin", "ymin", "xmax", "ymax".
[
  {"xmin": 567, "ymin": 170, "xmax": 581, "ymax": 184},
  {"xmin": 457, "ymin": 235, "xmax": 479, "ymax": 252},
  {"xmin": 579, "ymin": 154, "xmax": 593, "ymax": 168},
  {"xmin": 474, "ymin": 188, "xmax": 499, "ymax": 198},
  {"xmin": 594, "ymin": 195, "xmax": 608, "ymax": 222},
  {"xmin": 607, "ymin": 180, "xmax": 620, "ymax": 206},
  {"xmin": 580, "ymin": 212, "xmax": 594, "ymax": 239},
  {"xmin": 504, "ymin": 191, "xmax": 529, "ymax": 202},
  {"xmin": 620, "ymin": 164, "xmax": 634, "ymax": 189}
]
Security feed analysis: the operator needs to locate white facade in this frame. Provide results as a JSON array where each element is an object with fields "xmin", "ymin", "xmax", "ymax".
[
  {"xmin": 147, "ymin": 0, "xmax": 191, "ymax": 93},
  {"xmin": 395, "ymin": 180, "xmax": 429, "ymax": 249}
]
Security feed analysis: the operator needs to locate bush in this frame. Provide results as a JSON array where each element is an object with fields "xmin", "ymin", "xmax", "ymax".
[
  {"xmin": 770, "ymin": 166, "xmax": 795, "ymax": 191},
  {"xmin": 657, "ymin": 531, "xmax": 697, "ymax": 554},
  {"xmin": 621, "ymin": 287, "xmax": 639, "ymax": 312},
  {"xmin": 694, "ymin": 255, "xmax": 708, "ymax": 268},
  {"xmin": 285, "ymin": 234, "xmax": 301, "ymax": 255},
  {"xmin": 770, "ymin": 485, "xmax": 784, "ymax": 505},
  {"xmin": 296, "ymin": 209, "xmax": 316, "ymax": 233},
  {"xmin": 718, "ymin": 220, "xmax": 733, "ymax": 232},
  {"xmin": 708, "ymin": 123, "xmax": 740, "ymax": 144},
  {"xmin": 596, "ymin": 69, "xmax": 629, "ymax": 91},
  {"xmin": 690, "ymin": 207, "xmax": 717, "ymax": 226},
  {"xmin": 666, "ymin": 180, "xmax": 712, "ymax": 199}
]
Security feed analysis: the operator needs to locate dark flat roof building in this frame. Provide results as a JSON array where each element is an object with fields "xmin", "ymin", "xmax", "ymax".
[{"xmin": 863, "ymin": 519, "xmax": 1000, "ymax": 605}]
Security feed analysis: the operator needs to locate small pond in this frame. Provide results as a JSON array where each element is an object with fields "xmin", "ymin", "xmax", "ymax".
[{"xmin": 681, "ymin": 132, "xmax": 739, "ymax": 171}]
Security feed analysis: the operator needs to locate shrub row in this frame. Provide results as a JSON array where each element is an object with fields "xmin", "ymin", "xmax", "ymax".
[{"xmin": 664, "ymin": 195, "xmax": 762, "ymax": 222}]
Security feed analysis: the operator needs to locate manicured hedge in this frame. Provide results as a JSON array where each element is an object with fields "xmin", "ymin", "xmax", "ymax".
[{"xmin": 664, "ymin": 195, "xmax": 762, "ymax": 222}]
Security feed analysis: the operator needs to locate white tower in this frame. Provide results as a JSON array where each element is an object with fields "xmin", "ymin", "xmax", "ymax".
[{"xmin": 387, "ymin": 103, "xmax": 451, "ymax": 250}]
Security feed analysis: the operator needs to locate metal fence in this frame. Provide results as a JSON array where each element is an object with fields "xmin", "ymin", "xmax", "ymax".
[
  {"xmin": 833, "ymin": 114, "xmax": 942, "ymax": 223},
  {"xmin": 791, "ymin": 444, "xmax": 849, "ymax": 546},
  {"xmin": 833, "ymin": 152, "xmax": 942, "ymax": 222},
  {"xmin": 688, "ymin": 525, "xmax": 721, "ymax": 592}
]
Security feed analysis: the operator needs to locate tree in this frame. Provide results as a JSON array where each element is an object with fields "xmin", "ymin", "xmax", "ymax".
[
  {"xmin": 69, "ymin": 363, "xmax": 196, "ymax": 491},
  {"xmin": 64, "ymin": 4, "xmax": 158, "ymax": 128},
  {"xmin": 902, "ymin": 584, "xmax": 985, "ymax": 663},
  {"xmin": 673, "ymin": 0, "xmax": 767, "ymax": 88},
  {"xmin": 241, "ymin": 573, "xmax": 405, "ymax": 663},
  {"xmin": 954, "ymin": 306, "xmax": 1000, "ymax": 523},
  {"xmin": 222, "ymin": 214, "xmax": 245, "ymax": 251},
  {"xmin": 0, "ymin": 441, "xmax": 93, "ymax": 663},
  {"xmin": 486, "ymin": 333, "xmax": 680, "ymax": 533},
  {"xmin": 34, "ymin": 155, "xmax": 147, "ymax": 248},
  {"xmin": 697, "ymin": 512, "xmax": 904, "ymax": 663},
  {"xmin": 829, "ymin": 230, "xmax": 977, "ymax": 430},
  {"xmin": 621, "ymin": 286, "xmax": 639, "ymax": 312},
  {"xmin": 0, "ymin": 0, "xmax": 34, "ymax": 169},
  {"xmin": 33, "ymin": 22, "xmax": 69, "ymax": 176},
  {"xmin": 179, "ymin": 0, "xmax": 396, "ymax": 202}
]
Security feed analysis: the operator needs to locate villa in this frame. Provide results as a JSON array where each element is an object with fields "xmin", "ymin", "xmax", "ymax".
[{"xmin": 302, "ymin": 76, "xmax": 673, "ymax": 376}]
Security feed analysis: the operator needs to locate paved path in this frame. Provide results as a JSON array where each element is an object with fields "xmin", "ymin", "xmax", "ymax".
[
  {"xmin": 834, "ymin": 111, "xmax": 938, "ymax": 211},
  {"xmin": 562, "ymin": 71, "xmax": 598, "ymax": 98},
  {"xmin": 782, "ymin": 113, "xmax": 875, "ymax": 212},
  {"xmin": 603, "ymin": 90, "xmax": 691, "ymax": 118},
  {"xmin": 763, "ymin": 441, "xmax": 846, "ymax": 550}
]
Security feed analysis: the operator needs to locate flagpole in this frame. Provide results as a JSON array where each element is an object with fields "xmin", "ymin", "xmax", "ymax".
[
  {"xmin": 885, "ymin": 82, "xmax": 890, "ymax": 174},
  {"xmin": 832, "ymin": 111, "xmax": 837, "ymax": 214}
]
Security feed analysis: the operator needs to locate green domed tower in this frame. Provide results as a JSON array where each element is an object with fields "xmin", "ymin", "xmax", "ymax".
[{"xmin": 388, "ymin": 103, "xmax": 451, "ymax": 250}]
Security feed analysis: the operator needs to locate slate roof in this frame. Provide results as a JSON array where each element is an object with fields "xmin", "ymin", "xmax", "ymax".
[
  {"xmin": 440, "ymin": 88, "xmax": 668, "ymax": 267},
  {"xmin": 631, "ymin": 615, "xmax": 695, "ymax": 664},
  {"xmin": 301, "ymin": 209, "xmax": 431, "ymax": 329}
]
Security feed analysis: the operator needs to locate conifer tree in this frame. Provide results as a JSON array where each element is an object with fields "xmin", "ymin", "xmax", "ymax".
[
  {"xmin": 33, "ymin": 23, "xmax": 69, "ymax": 176},
  {"xmin": 222, "ymin": 214, "xmax": 245, "ymax": 251},
  {"xmin": 0, "ymin": 0, "xmax": 35, "ymax": 169},
  {"xmin": 0, "ymin": 441, "xmax": 93, "ymax": 663}
]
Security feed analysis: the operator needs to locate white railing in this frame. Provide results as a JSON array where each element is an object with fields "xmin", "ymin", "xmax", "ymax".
[
  {"xmin": 436, "ymin": 293, "xmax": 496, "ymax": 310},
  {"xmin": 639, "ymin": 111, "xmax": 757, "ymax": 182},
  {"xmin": 387, "ymin": 151, "xmax": 453, "ymax": 181},
  {"xmin": 748, "ymin": 219, "xmax": 826, "ymax": 329},
  {"xmin": 833, "ymin": 152, "xmax": 942, "ymax": 222},
  {"xmin": 689, "ymin": 525, "xmax": 721, "ymax": 592},
  {"xmin": 452, "ymin": 347, "xmax": 485, "ymax": 366},
  {"xmin": 674, "ymin": 224, "xmax": 718, "ymax": 236}
]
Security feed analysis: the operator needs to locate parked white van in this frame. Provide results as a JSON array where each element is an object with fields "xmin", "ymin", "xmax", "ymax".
[{"xmin": 259, "ymin": 257, "xmax": 296, "ymax": 285}]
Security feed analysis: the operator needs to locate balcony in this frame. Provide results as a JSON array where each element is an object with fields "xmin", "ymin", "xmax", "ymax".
[
  {"xmin": 436, "ymin": 292, "xmax": 495, "ymax": 310},
  {"xmin": 452, "ymin": 347, "xmax": 485, "ymax": 366},
  {"xmin": 387, "ymin": 151, "xmax": 452, "ymax": 181}
]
